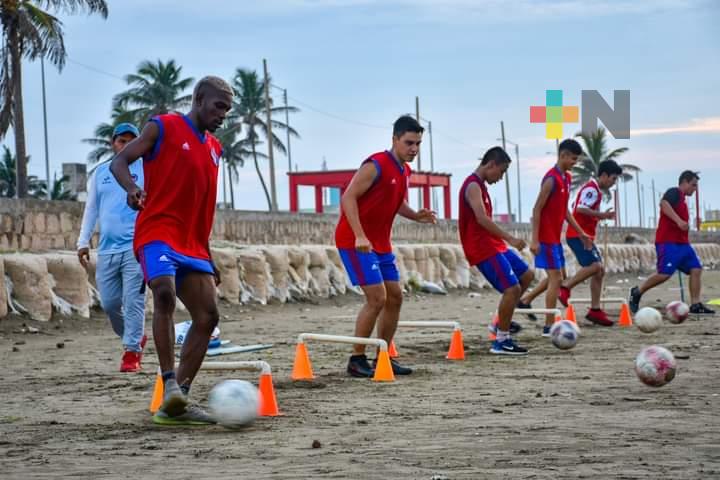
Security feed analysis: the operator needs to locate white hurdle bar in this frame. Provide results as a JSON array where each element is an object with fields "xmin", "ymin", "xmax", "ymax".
[
  {"xmin": 512, "ymin": 308, "xmax": 562, "ymax": 317},
  {"xmin": 395, "ymin": 321, "xmax": 465, "ymax": 360},
  {"xmin": 201, "ymin": 360, "xmax": 272, "ymax": 374},
  {"xmin": 569, "ymin": 297, "xmax": 626, "ymax": 305},
  {"xmin": 398, "ymin": 320, "xmax": 461, "ymax": 331},
  {"xmin": 297, "ymin": 333, "xmax": 388, "ymax": 352}
]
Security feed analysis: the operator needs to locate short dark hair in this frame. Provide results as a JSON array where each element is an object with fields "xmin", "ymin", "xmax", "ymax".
[
  {"xmin": 598, "ymin": 159, "xmax": 623, "ymax": 177},
  {"xmin": 193, "ymin": 76, "xmax": 233, "ymax": 103},
  {"xmin": 679, "ymin": 170, "xmax": 700, "ymax": 184},
  {"xmin": 558, "ymin": 139, "xmax": 583, "ymax": 156},
  {"xmin": 393, "ymin": 115, "xmax": 424, "ymax": 137},
  {"xmin": 481, "ymin": 146, "xmax": 512, "ymax": 166}
]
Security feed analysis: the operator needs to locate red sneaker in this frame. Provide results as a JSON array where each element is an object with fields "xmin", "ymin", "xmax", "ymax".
[
  {"xmin": 585, "ymin": 309, "xmax": 613, "ymax": 327},
  {"xmin": 558, "ymin": 286, "xmax": 571, "ymax": 307},
  {"xmin": 120, "ymin": 351, "xmax": 142, "ymax": 373}
]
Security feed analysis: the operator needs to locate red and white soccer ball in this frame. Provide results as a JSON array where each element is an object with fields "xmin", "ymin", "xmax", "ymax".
[
  {"xmin": 635, "ymin": 307, "xmax": 662, "ymax": 333},
  {"xmin": 635, "ymin": 345, "xmax": 677, "ymax": 387},
  {"xmin": 665, "ymin": 301, "xmax": 690, "ymax": 324}
]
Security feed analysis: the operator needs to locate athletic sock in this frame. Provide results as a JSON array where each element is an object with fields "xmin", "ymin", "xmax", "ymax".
[
  {"xmin": 161, "ymin": 371, "xmax": 176, "ymax": 383},
  {"xmin": 496, "ymin": 330, "xmax": 510, "ymax": 342},
  {"xmin": 180, "ymin": 383, "xmax": 191, "ymax": 396}
]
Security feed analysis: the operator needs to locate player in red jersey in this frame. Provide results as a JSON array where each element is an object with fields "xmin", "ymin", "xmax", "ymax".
[
  {"xmin": 111, "ymin": 76, "xmax": 233, "ymax": 425},
  {"xmin": 336, "ymin": 115, "xmax": 436, "ymax": 378},
  {"xmin": 459, "ymin": 147, "xmax": 533, "ymax": 355},
  {"xmin": 629, "ymin": 171, "xmax": 714, "ymax": 315},
  {"xmin": 530, "ymin": 139, "xmax": 592, "ymax": 336}
]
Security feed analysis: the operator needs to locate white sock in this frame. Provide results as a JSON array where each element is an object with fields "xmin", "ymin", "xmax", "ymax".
[{"xmin": 496, "ymin": 329, "xmax": 510, "ymax": 342}]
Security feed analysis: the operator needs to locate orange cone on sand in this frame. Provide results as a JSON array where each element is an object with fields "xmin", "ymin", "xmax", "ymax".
[
  {"xmin": 618, "ymin": 303, "xmax": 633, "ymax": 327},
  {"xmin": 488, "ymin": 313, "xmax": 499, "ymax": 341},
  {"xmin": 446, "ymin": 329, "xmax": 466, "ymax": 360},
  {"xmin": 565, "ymin": 304, "xmax": 577, "ymax": 324},
  {"xmin": 149, "ymin": 367, "xmax": 163, "ymax": 414},
  {"xmin": 388, "ymin": 340, "xmax": 399, "ymax": 358},
  {"xmin": 372, "ymin": 350, "xmax": 395, "ymax": 382},
  {"xmin": 258, "ymin": 372, "xmax": 281, "ymax": 416},
  {"xmin": 291, "ymin": 342, "xmax": 315, "ymax": 380}
]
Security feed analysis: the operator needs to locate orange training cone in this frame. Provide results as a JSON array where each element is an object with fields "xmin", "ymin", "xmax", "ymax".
[
  {"xmin": 291, "ymin": 342, "xmax": 315, "ymax": 380},
  {"xmin": 372, "ymin": 350, "xmax": 395, "ymax": 382},
  {"xmin": 389, "ymin": 340, "xmax": 399, "ymax": 358},
  {"xmin": 257, "ymin": 373, "xmax": 281, "ymax": 417},
  {"xmin": 446, "ymin": 329, "xmax": 466, "ymax": 360},
  {"xmin": 149, "ymin": 367, "xmax": 163, "ymax": 413},
  {"xmin": 565, "ymin": 304, "xmax": 577, "ymax": 323},
  {"xmin": 618, "ymin": 303, "xmax": 633, "ymax": 327},
  {"xmin": 488, "ymin": 313, "xmax": 498, "ymax": 340}
]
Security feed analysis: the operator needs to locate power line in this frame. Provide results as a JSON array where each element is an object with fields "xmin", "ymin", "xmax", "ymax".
[{"xmin": 66, "ymin": 57, "xmax": 125, "ymax": 81}]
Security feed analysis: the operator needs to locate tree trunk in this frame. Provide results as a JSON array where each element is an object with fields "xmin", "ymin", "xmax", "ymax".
[
  {"xmin": 9, "ymin": 30, "xmax": 28, "ymax": 198},
  {"xmin": 228, "ymin": 167, "xmax": 235, "ymax": 210},
  {"xmin": 252, "ymin": 141, "xmax": 272, "ymax": 211}
]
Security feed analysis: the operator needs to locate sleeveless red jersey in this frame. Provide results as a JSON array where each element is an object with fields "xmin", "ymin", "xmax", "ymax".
[
  {"xmin": 567, "ymin": 178, "xmax": 602, "ymax": 240},
  {"xmin": 459, "ymin": 173, "xmax": 507, "ymax": 265},
  {"xmin": 335, "ymin": 151, "xmax": 410, "ymax": 254},
  {"xmin": 538, "ymin": 166, "xmax": 571, "ymax": 244},
  {"xmin": 133, "ymin": 114, "xmax": 222, "ymax": 260},
  {"xmin": 656, "ymin": 187, "xmax": 689, "ymax": 244}
]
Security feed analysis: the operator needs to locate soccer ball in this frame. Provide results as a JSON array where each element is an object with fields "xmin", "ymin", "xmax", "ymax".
[
  {"xmin": 665, "ymin": 301, "xmax": 690, "ymax": 324},
  {"xmin": 549, "ymin": 320, "xmax": 579, "ymax": 350},
  {"xmin": 208, "ymin": 379, "xmax": 259, "ymax": 428},
  {"xmin": 635, "ymin": 346, "xmax": 677, "ymax": 387},
  {"xmin": 634, "ymin": 307, "xmax": 662, "ymax": 333}
]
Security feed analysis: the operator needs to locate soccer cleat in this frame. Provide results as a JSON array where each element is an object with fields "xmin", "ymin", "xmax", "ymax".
[
  {"xmin": 347, "ymin": 354, "xmax": 375, "ymax": 378},
  {"xmin": 585, "ymin": 308, "xmax": 613, "ymax": 327},
  {"xmin": 558, "ymin": 286, "xmax": 571, "ymax": 307},
  {"xmin": 690, "ymin": 303, "xmax": 715, "ymax": 315},
  {"xmin": 516, "ymin": 302, "xmax": 538, "ymax": 321},
  {"xmin": 374, "ymin": 357, "xmax": 413, "ymax": 375},
  {"xmin": 159, "ymin": 379, "xmax": 188, "ymax": 417},
  {"xmin": 542, "ymin": 325, "xmax": 552, "ymax": 337},
  {"xmin": 490, "ymin": 338, "xmax": 528, "ymax": 355},
  {"xmin": 119, "ymin": 351, "xmax": 142, "ymax": 373},
  {"xmin": 488, "ymin": 319, "xmax": 523, "ymax": 336},
  {"xmin": 628, "ymin": 286, "xmax": 642, "ymax": 314},
  {"xmin": 153, "ymin": 405, "xmax": 216, "ymax": 426}
]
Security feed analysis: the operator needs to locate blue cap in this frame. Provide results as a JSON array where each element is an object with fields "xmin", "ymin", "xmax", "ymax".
[{"xmin": 112, "ymin": 122, "xmax": 140, "ymax": 139}]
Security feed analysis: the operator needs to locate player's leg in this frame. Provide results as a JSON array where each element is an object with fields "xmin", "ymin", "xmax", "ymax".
[
  {"xmin": 544, "ymin": 268, "xmax": 562, "ymax": 330},
  {"xmin": 375, "ymin": 279, "xmax": 413, "ymax": 374},
  {"xmin": 681, "ymin": 246, "xmax": 714, "ymax": 314},
  {"xmin": 96, "ymin": 253, "xmax": 124, "ymax": 339},
  {"xmin": 689, "ymin": 267, "xmax": 702, "ymax": 305},
  {"xmin": 120, "ymin": 250, "xmax": 146, "ymax": 353},
  {"xmin": 519, "ymin": 277, "xmax": 547, "ymax": 305},
  {"xmin": 629, "ymin": 243, "xmax": 673, "ymax": 313},
  {"xmin": 352, "ymin": 283, "xmax": 386, "ymax": 354}
]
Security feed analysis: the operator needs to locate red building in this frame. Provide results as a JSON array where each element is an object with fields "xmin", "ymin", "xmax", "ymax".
[{"xmin": 288, "ymin": 169, "xmax": 452, "ymax": 219}]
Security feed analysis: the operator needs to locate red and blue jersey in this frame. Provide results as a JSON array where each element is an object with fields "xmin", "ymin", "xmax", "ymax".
[
  {"xmin": 458, "ymin": 173, "xmax": 507, "ymax": 265},
  {"xmin": 335, "ymin": 150, "xmax": 410, "ymax": 254},
  {"xmin": 656, "ymin": 187, "xmax": 689, "ymax": 244},
  {"xmin": 539, "ymin": 166, "xmax": 571, "ymax": 244},
  {"xmin": 567, "ymin": 178, "xmax": 601, "ymax": 240},
  {"xmin": 133, "ymin": 113, "xmax": 222, "ymax": 260}
]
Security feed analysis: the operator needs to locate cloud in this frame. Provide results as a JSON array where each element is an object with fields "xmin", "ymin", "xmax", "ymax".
[{"xmin": 631, "ymin": 117, "xmax": 720, "ymax": 136}]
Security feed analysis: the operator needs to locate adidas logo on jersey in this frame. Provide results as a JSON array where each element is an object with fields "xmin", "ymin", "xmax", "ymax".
[
  {"xmin": 391, "ymin": 179, "xmax": 397, "ymax": 185},
  {"xmin": 182, "ymin": 142, "xmax": 190, "ymax": 151},
  {"xmin": 159, "ymin": 255, "xmax": 170, "ymax": 262}
]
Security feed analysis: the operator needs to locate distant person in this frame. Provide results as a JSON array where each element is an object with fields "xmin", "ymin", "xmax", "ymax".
[
  {"xmin": 335, "ymin": 115, "xmax": 437, "ymax": 378},
  {"xmin": 111, "ymin": 76, "xmax": 232, "ymax": 426},
  {"xmin": 629, "ymin": 171, "xmax": 715, "ymax": 315},
  {"xmin": 77, "ymin": 123, "xmax": 146, "ymax": 372},
  {"xmin": 459, "ymin": 147, "xmax": 533, "ymax": 355}
]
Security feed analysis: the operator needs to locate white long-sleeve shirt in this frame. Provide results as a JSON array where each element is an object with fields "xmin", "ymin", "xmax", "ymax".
[{"xmin": 77, "ymin": 159, "xmax": 144, "ymax": 255}]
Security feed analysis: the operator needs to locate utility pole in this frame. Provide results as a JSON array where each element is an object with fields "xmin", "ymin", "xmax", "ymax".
[
  {"xmin": 651, "ymin": 179, "xmax": 657, "ymax": 226},
  {"xmin": 515, "ymin": 143, "xmax": 521, "ymax": 223},
  {"xmin": 636, "ymin": 171, "xmax": 642, "ymax": 228},
  {"xmin": 263, "ymin": 59, "xmax": 277, "ymax": 211},
  {"xmin": 41, "ymin": 58, "xmax": 51, "ymax": 200},
  {"xmin": 284, "ymin": 88, "xmax": 292, "ymax": 172},
  {"xmin": 500, "ymin": 121, "xmax": 512, "ymax": 219},
  {"xmin": 427, "ymin": 120, "xmax": 437, "ymax": 211}
]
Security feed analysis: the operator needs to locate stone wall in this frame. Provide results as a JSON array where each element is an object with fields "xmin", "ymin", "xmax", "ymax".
[{"xmin": 1, "ymin": 198, "xmax": 719, "ymax": 252}]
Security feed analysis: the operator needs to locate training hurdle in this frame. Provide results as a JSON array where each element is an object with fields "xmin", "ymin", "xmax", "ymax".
[
  {"xmin": 490, "ymin": 308, "xmax": 563, "ymax": 340},
  {"xmin": 568, "ymin": 298, "xmax": 632, "ymax": 327},
  {"xmin": 149, "ymin": 360, "xmax": 281, "ymax": 417},
  {"xmin": 394, "ymin": 321, "xmax": 465, "ymax": 360},
  {"xmin": 292, "ymin": 334, "xmax": 395, "ymax": 382},
  {"xmin": 569, "ymin": 297, "xmax": 626, "ymax": 306}
]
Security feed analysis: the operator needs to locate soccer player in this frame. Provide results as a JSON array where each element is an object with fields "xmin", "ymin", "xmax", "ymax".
[
  {"xmin": 336, "ymin": 115, "xmax": 436, "ymax": 378},
  {"xmin": 111, "ymin": 76, "xmax": 233, "ymax": 425},
  {"xmin": 459, "ymin": 147, "xmax": 532, "ymax": 355},
  {"xmin": 78, "ymin": 123, "xmax": 147, "ymax": 372},
  {"xmin": 531, "ymin": 139, "xmax": 592, "ymax": 336},
  {"xmin": 629, "ymin": 171, "xmax": 715, "ymax": 315}
]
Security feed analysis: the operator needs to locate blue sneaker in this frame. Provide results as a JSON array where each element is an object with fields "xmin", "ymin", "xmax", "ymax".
[
  {"xmin": 488, "ymin": 319, "xmax": 523, "ymax": 336},
  {"xmin": 490, "ymin": 338, "xmax": 528, "ymax": 355},
  {"xmin": 542, "ymin": 325, "xmax": 552, "ymax": 337}
]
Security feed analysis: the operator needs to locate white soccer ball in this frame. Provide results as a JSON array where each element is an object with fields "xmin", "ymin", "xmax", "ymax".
[
  {"xmin": 635, "ymin": 345, "xmax": 677, "ymax": 387},
  {"xmin": 635, "ymin": 307, "xmax": 662, "ymax": 333},
  {"xmin": 208, "ymin": 379, "xmax": 259, "ymax": 428},
  {"xmin": 549, "ymin": 320, "xmax": 579, "ymax": 350},
  {"xmin": 665, "ymin": 301, "xmax": 690, "ymax": 324}
]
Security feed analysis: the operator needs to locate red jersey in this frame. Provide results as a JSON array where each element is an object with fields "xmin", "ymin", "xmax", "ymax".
[
  {"xmin": 133, "ymin": 113, "xmax": 222, "ymax": 260},
  {"xmin": 656, "ymin": 187, "xmax": 689, "ymax": 244},
  {"xmin": 335, "ymin": 151, "xmax": 410, "ymax": 254},
  {"xmin": 538, "ymin": 166, "xmax": 571, "ymax": 244},
  {"xmin": 458, "ymin": 173, "xmax": 507, "ymax": 265},
  {"xmin": 567, "ymin": 178, "xmax": 601, "ymax": 240}
]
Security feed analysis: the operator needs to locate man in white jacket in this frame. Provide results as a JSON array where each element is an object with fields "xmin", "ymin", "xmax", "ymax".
[{"xmin": 78, "ymin": 123, "xmax": 147, "ymax": 372}]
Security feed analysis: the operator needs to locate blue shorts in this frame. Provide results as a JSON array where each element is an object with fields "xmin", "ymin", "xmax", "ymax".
[
  {"xmin": 138, "ymin": 241, "xmax": 215, "ymax": 288},
  {"xmin": 656, "ymin": 243, "xmax": 702, "ymax": 275},
  {"xmin": 477, "ymin": 250, "xmax": 530, "ymax": 293},
  {"xmin": 338, "ymin": 249, "xmax": 400, "ymax": 286},
  {"xmin": 567, "ymin": 237, "xmax": 602, "ymax": 267},
  {"xmin": 534, "ymin": 242, "xmax": 565, "ymax": 270}
]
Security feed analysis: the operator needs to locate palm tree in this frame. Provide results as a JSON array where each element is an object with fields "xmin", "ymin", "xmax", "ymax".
[
  {"xmin": 31, "ymin": 173, "xmax": 76, "ymax": 200},
  {"xmin": 0, "ymin": 145, "xmax": 16, "ymax": 197},
  {"xmin": 215, "ymin": 123, "xmax": 267, "ymax": 209},
  {"xmin": 229, "ymin": 68, "xmax": 299, "ymax": 211},
  {"xmin": 113, "ymin": 59, "xmax": 194, "ymax": 126},
  {"xmin": 0, "ymin": 0, "xmax": 108, "ymax": 198},
  {"xmin": 82, "ymin": 104, "xmax": 137, "ymax": 163}
]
